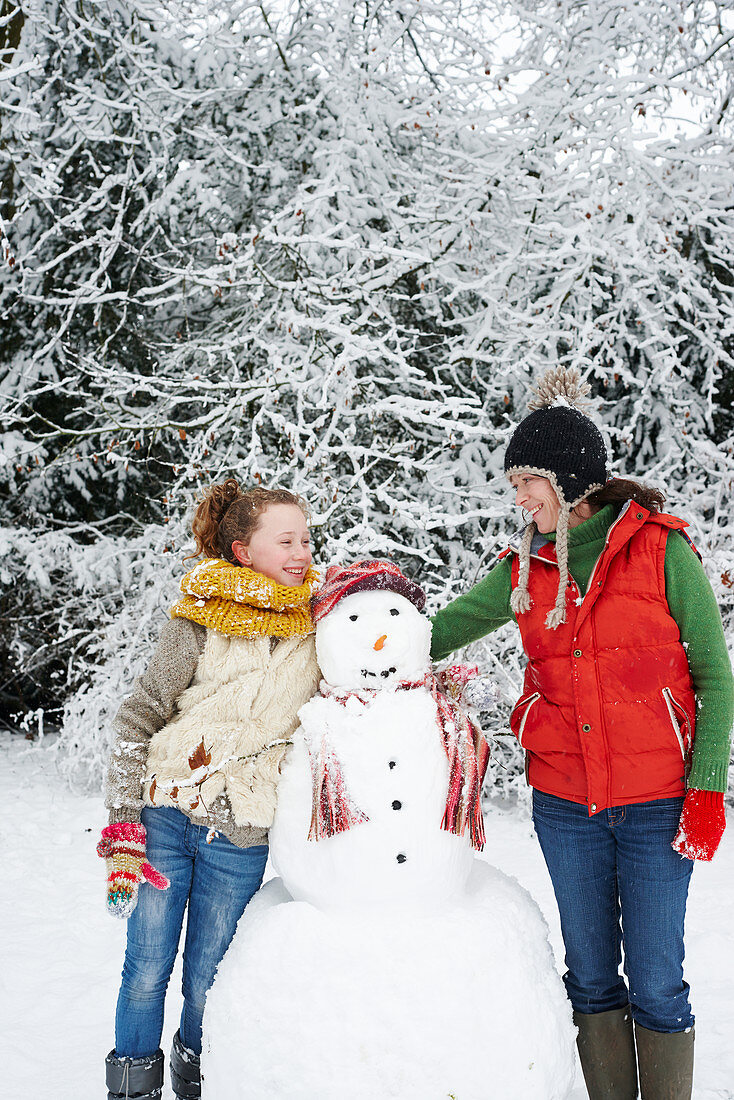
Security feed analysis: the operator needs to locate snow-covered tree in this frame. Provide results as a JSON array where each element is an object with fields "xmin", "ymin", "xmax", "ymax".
[{"xmin": 1, "ymin": 0, "xmax": 732, "ymax": 793}]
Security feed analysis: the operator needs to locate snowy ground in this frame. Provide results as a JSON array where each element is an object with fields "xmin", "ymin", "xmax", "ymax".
[{"xmin": 2, "ymin": 730, "xmax": 732, "ymax": 1100}]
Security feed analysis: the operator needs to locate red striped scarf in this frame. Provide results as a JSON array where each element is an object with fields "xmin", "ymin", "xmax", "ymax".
[{"xmin": 307, "ymin": 674, "xmax": 489, "ymax": 851}]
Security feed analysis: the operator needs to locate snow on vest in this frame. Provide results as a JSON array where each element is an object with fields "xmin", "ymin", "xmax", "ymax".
[
  {"xmin": 143, "ymin": 631, "xmax": 320, "ymax": 827},
  {"xmin": 506, "ymin": 503, "xmax": 696, "ymax": 814}
]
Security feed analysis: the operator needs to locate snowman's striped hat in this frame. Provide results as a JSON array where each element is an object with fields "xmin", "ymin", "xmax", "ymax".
[{"xmin": 312, "ymin": 559, "xmax": 426, "ymax": 624}]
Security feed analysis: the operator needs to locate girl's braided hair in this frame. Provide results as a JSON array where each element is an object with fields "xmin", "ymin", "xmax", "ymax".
[{"xmin": 189, "ymin": 479, "xmax": 308, "ymax": 562}]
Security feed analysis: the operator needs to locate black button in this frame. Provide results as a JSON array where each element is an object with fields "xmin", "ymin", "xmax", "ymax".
[
  {"xmin": 388, "ymin": 760, "xmax": 397, "ymax": 769},
  {"xmin": 573, "ymin": 649, "xmax": 582, "ymax": 658},
  {"xmin": 392, "ymin": 800, "xmax": 402, "ymax": 810},
  {"xmin": 396, "ymin": 853, "xmax": 407, "ymax": 864},
  {"xmin": 582, "ymin": 723, "xmax": 591, "ymax": 732},
  {"xmin": 636, "ymin": 512, "xmax": 644, "ymax": 520}
]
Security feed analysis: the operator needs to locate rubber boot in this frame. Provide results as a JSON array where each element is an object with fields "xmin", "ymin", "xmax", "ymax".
[
  {"xmin": 170, "ymin": 1029, "xmax": 201, "ymax": 1099},
  {"xmin": 105, "ymin": 1048, "xmax": 164, "ymax": 1100},
  {"xmin": 635, "ymin": 1023, "xmax": 694, "ymax": 1100},
  {"xmin": 573, "ymin": 1007, "xmax": 638, "ymax": 1099}
]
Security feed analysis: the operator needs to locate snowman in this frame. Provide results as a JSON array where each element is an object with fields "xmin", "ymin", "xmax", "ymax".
[{"xmin": 203, "ymin": 561, "xmax": 576, "ymax": 1100}]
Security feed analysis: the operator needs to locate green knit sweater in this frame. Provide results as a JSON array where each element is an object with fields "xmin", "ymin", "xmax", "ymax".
[{"xmin": 431, "ymin": 505, "xmax": 733, "ymax": 793}]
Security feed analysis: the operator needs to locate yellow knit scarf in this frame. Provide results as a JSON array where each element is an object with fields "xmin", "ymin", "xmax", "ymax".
[{"xmin": 171, "ymin": 558, "xmax": 319, "ymax": 638}]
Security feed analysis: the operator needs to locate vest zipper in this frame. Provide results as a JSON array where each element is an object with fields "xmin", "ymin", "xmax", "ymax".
[
  {"xmin": 516, "ymin": 692, "xmax": 541, "ymax": 746},
  {"xmin": 662, "ymin": 687, "xmax": 691, "ymax": 760},
  {"xmin": 517, "ymin": 501, "xmax": 631, "ymax": 594},
  {"xmin": 583, "ymin": 500, "xmax": 632, "ymax": 596}
]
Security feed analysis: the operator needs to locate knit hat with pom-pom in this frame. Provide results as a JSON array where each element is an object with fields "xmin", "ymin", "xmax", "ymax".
[{"xmin": 504, "ymin": 367, "xmax": 608, "ymax": 629}]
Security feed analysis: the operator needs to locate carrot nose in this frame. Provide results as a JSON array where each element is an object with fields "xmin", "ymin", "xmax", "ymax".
[{"xmin": 373, "ymin": 634, "xmax": 387, "ymax": 651}]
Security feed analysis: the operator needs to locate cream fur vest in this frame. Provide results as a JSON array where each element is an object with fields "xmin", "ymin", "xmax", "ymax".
[{"xmin": 143, "ymin": 631, "xmax": 319, "ymax": 828}]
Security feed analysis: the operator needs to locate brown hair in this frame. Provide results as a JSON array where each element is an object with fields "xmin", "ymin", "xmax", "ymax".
[
  {"xmin": 188, "ymin": 479, "xmax": 308, "ymax": 563},
  {"xmin": 587, "ymin": 477, "xmax": 666, "ymax": 514}
]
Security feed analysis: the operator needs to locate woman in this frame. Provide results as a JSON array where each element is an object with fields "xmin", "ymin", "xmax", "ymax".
[{"xmin": 431, "ymin": 367, "xmax": 733, "ymax": 1100}]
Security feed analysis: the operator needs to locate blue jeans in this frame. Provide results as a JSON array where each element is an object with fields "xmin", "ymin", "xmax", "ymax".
[
  {"xmin": 532, "ymin": 790, "xmax": 694, "ymax": 1033},
  {"xmin": 115, "ymin": 807, "xmax": 268, "ymax": 1058}
]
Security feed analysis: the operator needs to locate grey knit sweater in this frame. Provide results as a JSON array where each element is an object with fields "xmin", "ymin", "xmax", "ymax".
[{"xmin": 106, "ymin": 617, "xmax": 273, "ymax": 848}]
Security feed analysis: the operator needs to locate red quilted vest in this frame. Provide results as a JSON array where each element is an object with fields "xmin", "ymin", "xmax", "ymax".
[{"xmin": 507, "ymin": 503, "xmax": 695, "ymax": 814}]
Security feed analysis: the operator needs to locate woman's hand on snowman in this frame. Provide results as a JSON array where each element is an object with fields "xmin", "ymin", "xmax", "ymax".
[
  {"xmin": 463, "ymin": 675, "xmax": 503, "ymax": 712},
  {"xmin": 436, "ymin": 664, "xmax": 480, "ymax": 704},
  {"xmin": 672, "ymin": 789, "xmax": 726, "ymax": 862},
  {"xmin": 97, "ymin": 821, "xmax": 170, "ymax": 918},
  {"xmin": 437, "ymin": 665, "xmax": 502, "ymax": 713}
]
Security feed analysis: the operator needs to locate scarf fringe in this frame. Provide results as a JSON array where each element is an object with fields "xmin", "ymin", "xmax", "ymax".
[
  {"xmin": 432, "ymin": 682, "xmax": 489, "ymax": 851},
  {"xmin": 307, "ymin": 734, "xmax": 369, "ymax": 841}
]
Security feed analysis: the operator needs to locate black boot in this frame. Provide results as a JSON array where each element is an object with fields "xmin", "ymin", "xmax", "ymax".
[
  {"xmin": 105, "ymin": 1048, "xmax": 164, "ymax": 1100},
  {"xmin": 170, "ymin": 1029, "xmax": 201, "ymax": 1099},
  {"xmin": 635, "ymin": 1023, "xmax": 694, "ymax": 1100},
  {"xmin": 573, "ymin": 1007, "xmax": 638, "ymax": 1099}
]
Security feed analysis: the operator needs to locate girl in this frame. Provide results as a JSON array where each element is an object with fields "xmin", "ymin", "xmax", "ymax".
[
  {"xmin": 98, "ymin": 480, "xmax": 320, "ymax": 1100},
  {"xmin": 430, "ymin": 368, "xmax": 733, "ymax": 1100}
]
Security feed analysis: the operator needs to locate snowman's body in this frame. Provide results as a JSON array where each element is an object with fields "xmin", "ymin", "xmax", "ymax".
[
  {"xmin": 271, "ymin": 687, "xmax": 474, "ymax": 909},
  {"xmin": 203, "ymin": 586, "xmax": 576, "ymax": 1099}
]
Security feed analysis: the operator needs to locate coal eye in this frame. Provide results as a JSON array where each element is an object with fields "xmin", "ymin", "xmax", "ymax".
[
  {"xmin": 349, "ymin": 614, "xmax": 358, "ymax": 621},
  {"xmin": 389, "ymin": 608, "xmax": 400, "ymax": 616}
]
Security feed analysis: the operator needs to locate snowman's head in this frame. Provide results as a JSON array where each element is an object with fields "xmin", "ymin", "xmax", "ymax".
[{"xmin": 315, "ymin": 589, "xmax": 431, "ymax": 690}]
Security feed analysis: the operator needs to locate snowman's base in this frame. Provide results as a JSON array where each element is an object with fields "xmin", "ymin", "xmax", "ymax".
[{"xmin": 202, "ymin": 861, "xmax": 576, "ymax": 1100}]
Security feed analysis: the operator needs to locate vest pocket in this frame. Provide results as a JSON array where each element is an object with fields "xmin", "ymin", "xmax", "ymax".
[
  {"xmin": 509, "ymin": 691, "xmax": 541, "ymax": 747},
  {"xmin": 662, "ymin": 687, "xmax": 693, "ymax": 769}
]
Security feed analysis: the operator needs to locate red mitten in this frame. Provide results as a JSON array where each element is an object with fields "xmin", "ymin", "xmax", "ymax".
[
  {"xmin": 97, "ymin": 822, "xmax": 170, "ymax": 918},
  {"xmin": 436, "ymin": 664, "xmax": 479, "ymax": 704},
  {"xmin": 672, "ymin": 789, "xmax": 726, "ymax": 862}
]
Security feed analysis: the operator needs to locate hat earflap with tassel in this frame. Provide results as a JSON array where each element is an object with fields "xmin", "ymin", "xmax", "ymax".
[{"xmin": 504, "ymin": 367, "xmax": 608, "ymax": 629}]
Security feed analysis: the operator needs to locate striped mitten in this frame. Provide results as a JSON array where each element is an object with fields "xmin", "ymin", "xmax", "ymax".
[{"xmin": 97, "ymin": 822, "xmax": 169, "ymax": 918}]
